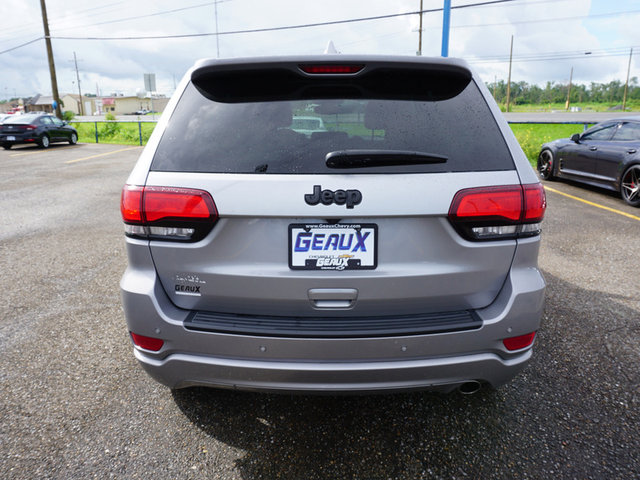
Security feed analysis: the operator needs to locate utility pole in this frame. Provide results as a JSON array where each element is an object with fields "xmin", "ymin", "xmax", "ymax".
[
  {"xmin": 441, "ymin": 0, "xmax": 451, "ymax": 57},
  {"xmin": 623, "ymin": 47, "xmax": 633, "ymax": 112},
  {"xmin": 506, "ymin": 35, "xmax": 513, "ymax": 113},
  {"xmin": 565, "ymin": 66, "xmax": 573, "ymax": 111},
  {"xmin": 417, "ymin": 0, "xmax": 423, "ymax": 56},
  {"xmin": 39, "ymin": 0, "xmax": 62, "ymax": 119},
  {"xmin": 73, "ymin": 51, "xmax": 84, "ymax": 116},
  {"xmin": 214, "ymin": 0, "xmax": 220, "ymax": 58}
]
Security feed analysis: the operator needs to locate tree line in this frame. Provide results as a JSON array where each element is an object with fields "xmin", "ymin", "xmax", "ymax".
[
  {"xmin": 3, "ymin": 78, "xmax": 638, "ymax": 107},
  {"xmin": 489, "ymin": 77, "xmax": 640, "ymax": 105}
]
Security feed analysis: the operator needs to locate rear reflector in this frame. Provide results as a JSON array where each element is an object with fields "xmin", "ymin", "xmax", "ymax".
[
  {"xmin": 299, "ymin": 64, "xmax": 364, "ymax": 74},
  {"xmin": 448, "ymin": 184, "xmax": 546, "ymax": 241},
  {"xmin": 130, "ymin": 332, "xmax": 164, "ymax": 351},
  {"xmin": 121, "ymin": 185, "xmax": 218, "ymax": 242},
  {"xmin": 503, "ymin": 332, "xmax": 536, "ymax": 351}
]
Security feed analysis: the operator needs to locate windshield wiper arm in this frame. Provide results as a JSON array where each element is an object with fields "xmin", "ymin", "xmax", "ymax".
[{"xmin": 325, "ymin": 150, "xmax": 447, "ymax": 169}]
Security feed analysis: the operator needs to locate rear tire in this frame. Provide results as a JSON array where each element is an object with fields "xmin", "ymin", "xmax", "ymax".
[
  {"xmin": 2, "ymin": 143, "xmax": 11, "ymax": 150},
  {"xmin": 620, "ymin": 164, "xmax": 640, "ymax": 207},
  {"xmin": 537, "ymin": 149, "xmax": 556, "ymax": 180},
  {"xmin": 39, "ymin": 135, "xmax": 50, "ymax": 149},
  {"xmin": 69, "ymin": 132, "xmax": 78, "ymax": 145}
]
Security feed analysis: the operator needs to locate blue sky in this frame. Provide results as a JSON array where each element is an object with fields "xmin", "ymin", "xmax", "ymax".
[{"xmin": 0, "ymin": 0, "xmax": 638, "ymax": 99}]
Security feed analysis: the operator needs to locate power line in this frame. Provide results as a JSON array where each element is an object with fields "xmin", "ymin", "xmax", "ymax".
[
  {"xmin": 50, "ymin": 1, "xmax": 226, "ymax": 32},
  {"xmin": 0, "ymin": 37, "xmax": 43, "ymax": 55},
  {"xmin": 479, "ymin": 46, "xmax": 638, "ymax": 59},
  {"xmin": 46, "ymin": 0, "xmax": 519, "ymax": 41},
  {"xmin": 42, "ymin": 2, "xmax": 640, "ymax": 44},
  {"xmin": 1, "ymin": 0, "xmax": 633, "ymax": 60},
  {"xmin": 0, "ymin": 0, "xmax": 591, "ymax": 46},
  {"xmin": 469, "ymin": 46, "xmax": 640, "ymax": 64},
  {"xmin": 0, "ymin": 1, "xmax": 127, "ymax": 40},
  {"xmin": 443, "ymin": 8, "xmax": 640, "ymax": 29},
  {"xmin": 0, "ymin": 0, "xmax": 218, "ymax": 43},
  {"xmin": 473, "ymin": 52, "xmax": 634, "ymax": 63},
  {"xmin": 48, "ymin": 1, "xmax": 128, "ymax": 26}
]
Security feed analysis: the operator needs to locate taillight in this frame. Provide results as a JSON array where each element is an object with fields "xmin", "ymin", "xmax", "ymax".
[
  {"xmin": 522, "ymin": 184, "xmax": 546, "ymax": 221},
  {"xmin": 25, "ymin": 124, "xmax": 37, "ymax": 131},
  {"xmin": 503, "ymin": 332, "xmax": 536, "ymax": 351},
  {"xmin": 121, "ymin": 185, "xmax": 143, "ymax": 223},
  {"xmin": 130, "ymin": 332, "xmax": 164, "ymax": 351},
  {"xmin": 121, "ymin": 185, "xmax": 218, "ymax": 242},
  {"xmin": 448, "ymin": 184, "xmax": 546, "ymax": 241},
  {"xmin": 299, "ymin": 64, "xmax": 364, "ymax": 74}
]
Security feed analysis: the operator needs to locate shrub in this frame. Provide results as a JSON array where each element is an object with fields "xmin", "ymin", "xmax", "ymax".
[{"xmin": 99, "ymin": 120, "xmax": 121, "ymax": 137}]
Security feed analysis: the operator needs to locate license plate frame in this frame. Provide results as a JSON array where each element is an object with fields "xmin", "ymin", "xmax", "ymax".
[
  {"xmin": 289, "ymin": 223, "xmax": 378, "ymax": 271},
  {"xmin": 6, "ymin": 136, "xmax": 16, "ymax": 141}
]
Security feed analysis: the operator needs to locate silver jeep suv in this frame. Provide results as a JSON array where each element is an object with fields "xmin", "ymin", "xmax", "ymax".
[{"xmin": 120, "ymin": 55, "xmax": 546, "ymax": 394}]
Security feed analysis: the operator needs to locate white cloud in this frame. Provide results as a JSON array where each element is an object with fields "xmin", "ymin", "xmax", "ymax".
[{"xmin": 0, "ymin": 0, "xmax": 637, "ymax": 100}]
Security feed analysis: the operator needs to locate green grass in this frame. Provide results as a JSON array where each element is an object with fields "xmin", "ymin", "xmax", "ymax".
[
  {"xmin": 71, "ymin": 121, "xmax": 156, "ymax": 146},
  {"xmin": 329, "ymin": 122, "xmax": 587, "ymax": 169},
  {"xmin": 70, "ymin": 120, "xmax": 586, "ymax": 169},
  {"xmin": 323, "ymin": 121, "xmax": 384, "ymax": 138},
  {"xmin": 510, "ymin": 123, "xmax": 591, "ymax": 167},
  {"xmin": 501, "ymin": 101, "xmax": 640, "ymax": 113}
]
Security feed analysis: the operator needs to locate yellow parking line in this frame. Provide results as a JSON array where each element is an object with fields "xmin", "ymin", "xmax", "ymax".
[
  {"xmin": 545, "ymin": 186, "xmax": 640, "ymax": 222},
  {"xmin": 65, "ymin": 146, "xmax": 140, "ymax": 164},
  {"xmin": 9, "ymin": 149, "xmax": 48, "ymax": 157}
]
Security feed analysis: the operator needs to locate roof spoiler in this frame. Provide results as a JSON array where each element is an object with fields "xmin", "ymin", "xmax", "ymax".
[{"xmin": 191, "ymin": 56, "xmax": 472, "ymax": 103}]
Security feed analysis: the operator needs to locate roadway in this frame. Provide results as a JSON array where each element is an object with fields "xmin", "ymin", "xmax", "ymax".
[
  {"xmin": 1, "ymin": 143, "xmax": 638, "ymax": 479},
  {"xmin": 503, "ymin": 111, "xmax": 640, "ymax": 123}
]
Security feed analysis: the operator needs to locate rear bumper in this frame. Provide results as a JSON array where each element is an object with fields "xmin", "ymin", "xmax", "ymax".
[
  {"xmin": 121, "ymin": 237, "xmax": 545, "ymax": 393},
  {"xmin": 0, "ymin": 133, "xmax": 38, "ymax": 145},
  {"xmin": 135, "ymin": 348, "xmax": 531, "ymax": 393}
]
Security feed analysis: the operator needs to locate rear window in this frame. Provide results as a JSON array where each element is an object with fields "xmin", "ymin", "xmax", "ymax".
[
  {"xmin": 4, "ymin": 114, "xmax": 41, "ymax": 124},
  {"xmin": 151, "ymin": 81, "xmax": 514, "ymax": 174}
]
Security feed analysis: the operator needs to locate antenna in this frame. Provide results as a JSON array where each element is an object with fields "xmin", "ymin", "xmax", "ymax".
[{"xmin": 324, "ymin": 41, "xmax": 339, "ymax": 54}]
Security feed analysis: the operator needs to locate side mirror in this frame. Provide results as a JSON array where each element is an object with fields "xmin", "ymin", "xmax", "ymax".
[{"xmin": 570, "ymin": 133, "xmax": 581, "ymax": 143}]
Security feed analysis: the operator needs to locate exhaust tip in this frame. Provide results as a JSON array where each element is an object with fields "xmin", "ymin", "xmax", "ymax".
[{"xmin": 458, "ymin": 381, "xmax": 482, "ymax": 395}]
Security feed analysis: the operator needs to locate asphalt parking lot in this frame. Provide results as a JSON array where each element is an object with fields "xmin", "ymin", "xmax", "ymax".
[{"xmin": 1, "ymin": 143, "xmax": 639, "ymax": 479}]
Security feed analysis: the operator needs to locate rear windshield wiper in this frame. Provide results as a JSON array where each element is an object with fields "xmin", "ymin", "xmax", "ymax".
[{"xmin": 325, "ymin": 150, "xmax": 448, "ymax": 169}]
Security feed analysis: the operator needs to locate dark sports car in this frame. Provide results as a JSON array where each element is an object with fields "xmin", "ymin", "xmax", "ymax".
[
  {"xmin": 538, "ymin": 117, "xmax": 640, "ymax": 207},
  {"xmin": 0, "ymin": 113, "xmax": 78, "ymax": 150}
]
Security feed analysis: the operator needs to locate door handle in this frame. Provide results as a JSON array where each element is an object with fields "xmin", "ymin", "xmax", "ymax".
[
  {"xmin": 589, "ymin": 146, "xmax": 598, "ymax": 151},
  {"xmin": 627, "ymin": 149, "xmax": 637, "ymax": 154}
]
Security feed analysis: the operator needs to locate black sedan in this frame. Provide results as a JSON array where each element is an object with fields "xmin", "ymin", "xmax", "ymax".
[
  {"xmin": 538, "ymin": 117, "xmax": 640, "ymax": 207},
  {"xmin": 0, "ymin": 113, "xmax": 78, "ymax": 150}
]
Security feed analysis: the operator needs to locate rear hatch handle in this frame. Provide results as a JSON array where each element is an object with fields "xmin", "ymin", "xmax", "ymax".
[{"xmin": 308, "ymin": 288, "xmax": 358, "ymax": 309}]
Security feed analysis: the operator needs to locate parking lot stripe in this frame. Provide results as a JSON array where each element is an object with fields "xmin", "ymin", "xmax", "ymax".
[
  {"xmin": 545, "ymin": 186, "xmax": 640, "ymax": 222},
  {"xmin": 65, "ymin": 146, "xmax": 140, "ymax": 164},
  {"xmin": 9, "ymin": 149, "xmax": 55, "ymax": 157}
]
